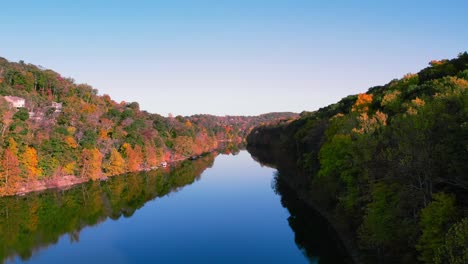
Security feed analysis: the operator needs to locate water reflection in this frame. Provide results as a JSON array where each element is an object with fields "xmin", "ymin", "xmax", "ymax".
[
  {"xmin": 0, "ymin": 153, "xmax": 216, "ymax": 263},
  {"xmin": 248, "ymin": 146, "xmax": 354, "ymax": 264},
  {"xmin": 0, "ymin": 146, "xmax": 351, "ymax": 264}
]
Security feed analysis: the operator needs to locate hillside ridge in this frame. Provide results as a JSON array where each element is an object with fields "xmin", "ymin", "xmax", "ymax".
[
  {"xmin": 0, "ymin": 57, "xmax": 298, "ymax": 196},
  {"xmin": 247, "ymin": 52, "xmax": 468, "ymax": 263}
]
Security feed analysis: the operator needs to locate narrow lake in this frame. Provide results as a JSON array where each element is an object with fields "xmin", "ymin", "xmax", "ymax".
[{"xmin": 0, "ymin": 150, "xmax": 350, "ymax": 264}]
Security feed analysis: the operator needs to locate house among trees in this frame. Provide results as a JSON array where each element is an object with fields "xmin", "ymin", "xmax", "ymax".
[{"xmin": 4, "ymin": 96, "xmax": 25, "ymax": 108}]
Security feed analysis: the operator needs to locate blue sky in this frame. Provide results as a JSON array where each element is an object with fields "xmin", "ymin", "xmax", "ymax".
[{"xmin": 1, "ymin": 0, "xmax": 467, "ymax": 116}]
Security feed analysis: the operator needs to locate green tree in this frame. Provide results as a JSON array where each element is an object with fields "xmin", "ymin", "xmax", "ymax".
[
  {"xmin": 13, "ymin": 108, "xmax": 29, "ymax": 121},
  {"xmin": 434, "ymin": 218, "xmax": 468, "ymax": 264},
  {"xmin": 417, "ymin": 193, "xmax": 457, "ymax": 263}
]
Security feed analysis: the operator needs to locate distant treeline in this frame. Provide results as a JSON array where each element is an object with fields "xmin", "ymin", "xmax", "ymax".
[
  {"xmin": 247, "ymin": 52, "xmax": 468, "ymax": 263},
  {"xmin": 0, "ymin": 57, "xmax": 297, "ymax": 196}
]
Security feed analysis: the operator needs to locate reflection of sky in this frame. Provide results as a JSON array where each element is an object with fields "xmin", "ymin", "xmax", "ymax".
[
  {"xmin": 14, "ymin": 151, "xmax": 309, "ymax": 263},
  {"xmin": 1, "ymin": 1, "xmax": 467, "ymax": 116}
]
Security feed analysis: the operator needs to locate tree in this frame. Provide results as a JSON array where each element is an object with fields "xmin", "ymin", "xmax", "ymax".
[
  {"xmin": 434, "ymin": 218, "xmax": 468, "ymax": 264},
  {"xmin": 144, "ymin": 145, "xmax": 160, "ymax": 168},
  {"xmin": 1, "ymin": 138, "xmax": 21, "ymax": 194},
  {"xmin": 123, "ymin": 143, "xmax": 142, "ymax": 172},
  {"xmin": 104, "ymin": 148, "xmax": 125, "ymax": 176},
  {"xmin": 352, "ymin": 93, "xmax": 373, "ymax": 112},
  {"xmin": 21, "ymin": 146, "xmax": 41, "ymax": 180},
  {"xmin": 174, "ymin": 136, "xmax": 194, "ymax": 157},
  {"xmin": 13, "ymin": 108, "xmax": 29, "ymax": 121},
  {"xmin": 359, "ymin": 183, "xmax": 407, "ymax": 254},
  {"xmin": 417, "ymin": 193, "xmax": 457, "ymax": 263},
  {"xmin": 80, "ymin": 148, "xmax": 102, "ymax": 180}
]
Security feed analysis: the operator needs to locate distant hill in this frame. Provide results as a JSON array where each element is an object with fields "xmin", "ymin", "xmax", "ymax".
[
  {"xmin": 0, "ymin": 57, "xmax": 298, "ymax": 196},
  {"xmin": 247, "ymin": 52, "xmax": 468, "ymax": 263}
]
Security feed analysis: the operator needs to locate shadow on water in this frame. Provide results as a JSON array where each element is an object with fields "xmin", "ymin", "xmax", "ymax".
[
  {"xmin": 0, "ymin": 153, "xmax": 217, "ymax": 263},
  {"xmin": 248, "ymin": 146, "xmax": 354, "ymax": 264},
  {"xmin": 273, "ymin": 174, "xmax": 353, "ymax": 264}
]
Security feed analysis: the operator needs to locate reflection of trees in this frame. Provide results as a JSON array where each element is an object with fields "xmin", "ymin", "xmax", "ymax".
[
  {"xmin": 0, "ymin": 153, "xmax": 216, "ymax": 263},
  {"xmin": 274, "ymin": 174, "xmax": 353, "ymax": 264},
  {"xmin": 218, "ymin": 142, "xmax": 245, "ymax": 156},
  {"xmin": 248, "ymin": 146, "xmax": 353, "ymax": 264}
]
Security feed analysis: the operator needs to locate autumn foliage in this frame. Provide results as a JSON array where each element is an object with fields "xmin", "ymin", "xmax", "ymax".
[
  {"xmin": 123, "ymin": 143, "xmax": 143, "ymax": 172},
  {"xmin": 21, "ymin": 146, "xmax": 41, "ymax": 180},
  {"xmin": 1, "ymin": 143, "xmax": 21, "ymax": 194},
  {"xmin": 103, "ymin": 148, "xmax": 125, "ymax": 176},
  {"xmin": 81, "ymin": 148, "xmax": 102, "ymax": 180},
  {"xmin": 352, "ymin": 93, "xmax": 373, "ymax": 112},
  {"xmin": 0, "ymin": 55, "xmax": 297, "ymax": 195}
]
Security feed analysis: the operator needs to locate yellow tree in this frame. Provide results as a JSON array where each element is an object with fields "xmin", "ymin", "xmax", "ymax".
[
  {"xmin": 21, "ymin": 146, "xmax": 41, "ymax": 180},
  {"xmin": 104, "ymin": 148, "xmax": 125, "ymax": 176},
  {"xmin": 81, "ymin": 148, "xmax": 102, "ymax": 180}
]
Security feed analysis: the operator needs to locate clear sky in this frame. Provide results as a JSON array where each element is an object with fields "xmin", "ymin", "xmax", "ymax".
[{"xmin": 1, "ymin": 0, "xmax": 467, "ymax": 116}]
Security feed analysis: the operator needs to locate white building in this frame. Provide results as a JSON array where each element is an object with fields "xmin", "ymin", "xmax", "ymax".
[{"xmin": 4, "ymin": 96, "xmax": 25, "ymax": 108}]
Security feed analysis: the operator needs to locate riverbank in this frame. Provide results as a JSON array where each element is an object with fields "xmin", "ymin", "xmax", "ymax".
[{"xmin": 2, "ymin": 151, "xmax": 215, "ymax": 198}]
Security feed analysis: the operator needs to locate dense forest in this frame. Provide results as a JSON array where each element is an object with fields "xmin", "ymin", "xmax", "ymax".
[
  {"xmin": 0, "ymin": 57, "xmax": 297, "ymax": 196},
  {"xmin": 247, "ymin": 53, "xmax": 468, "ymax": 263}
]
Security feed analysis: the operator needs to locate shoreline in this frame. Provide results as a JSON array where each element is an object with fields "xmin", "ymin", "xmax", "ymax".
[{"xmin": 3, "ymin": 153, "xmax": 212, "ymax": 198}]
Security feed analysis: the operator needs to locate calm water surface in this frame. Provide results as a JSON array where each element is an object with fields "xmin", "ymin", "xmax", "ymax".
[{"xmin": 1, "ymin": 151, "xmax": 349, "ymax": 263}]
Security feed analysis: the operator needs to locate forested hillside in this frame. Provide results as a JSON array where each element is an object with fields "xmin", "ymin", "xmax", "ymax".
[
  {"xmin": 0, "ymin": 57, "xmax": 297, "ymax": 196},
  {"xmin": 247, "ymin": 52, "xmax": 468, "ymax": 263}
]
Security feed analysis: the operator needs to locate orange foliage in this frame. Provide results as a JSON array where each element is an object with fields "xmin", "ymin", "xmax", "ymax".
[
  {"xmin": 99, "ymin": 129, "xmax": 108, "ymax": 140},
  {"xmin": 1, "ymin": 139, "xmax": 21, "ymax": 194},
  {"xmin": 412, "ymin": 97, "xmax": 426, "ymax": 107},
  {"xmin": 352, "ymin": 93, "xmax": 373, "ymax": 112},
  {"xmin": 429, "ymin": 60, "xmax": 447, "ymax": 66},
  {"xmin": 65, "ymin": 136, "xmax": 78, "ymax": 148},
  {"xmin": 133, "ymin": 145, "xmax": 144, "ymax": 170},
  {"xmin": 352, "ymin": 111, "xmax": 387, "ymax": 134},
  {"xmin": 144, "ymin": 145, "xmax": 161, "ymax": 167},
  {"xmin": 81, "ymin": 148, "xmax": 102, "ymax": 180},
  {"xmin": 21, "ymin": 147, "xmax": 41, "ymax": 180},
  {"xmin": 81, "ymin": 104, "xmax": 96, "ymax": 114},
  {"xmin": 123, "ymin": 143, "xmax": 143, "ymax": 172},
  {"xmin": 193, "ymin": 130, "xmax": 217, "ymax": 155}
]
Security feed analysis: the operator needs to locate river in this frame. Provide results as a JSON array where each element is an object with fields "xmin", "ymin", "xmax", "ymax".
[{"xmin": 0, "ymin": 150, "xmax": 351, "ymax": 264}]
